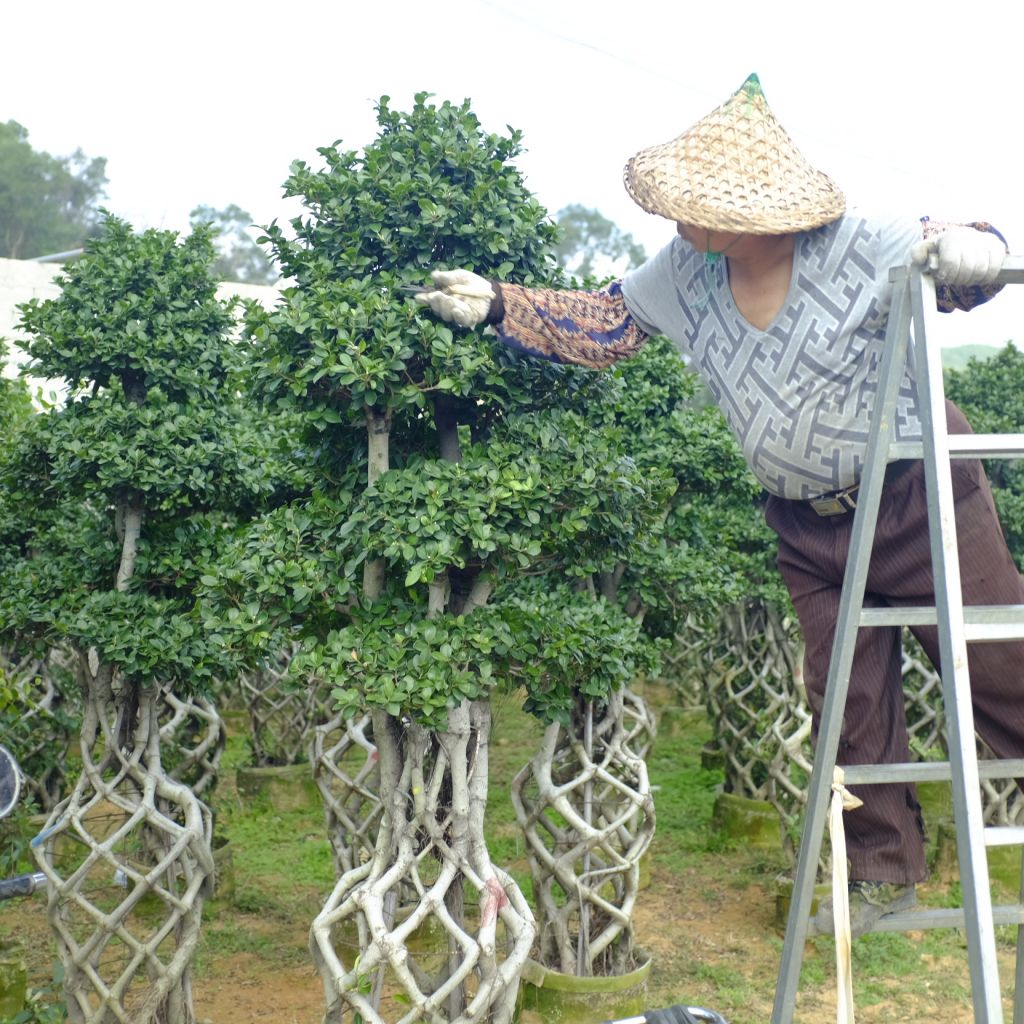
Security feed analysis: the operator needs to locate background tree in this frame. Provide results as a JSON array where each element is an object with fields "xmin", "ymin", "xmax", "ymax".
[
  {"xmin": 0, "ymin": 341, "xmax": 33, "ymax": 426},
  {"xmin": 189, "ymin": 203, "xmax": 278, "ymax": 285},
  {"xmin": 945, "ymin": 343, "xmax": 1024, "ymax": 567},
  {"xmin": 553, "ymin": 203, "xmax": 647, "ymax": 280},
  {"xmin": 0, "ymin": 120, "xmax": 107, "ymax": 258}
]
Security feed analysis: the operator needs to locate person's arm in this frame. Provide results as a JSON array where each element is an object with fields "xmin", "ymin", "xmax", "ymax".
[
  {"xmin": 490, "ymin": 280, "xmax": 649, "ymax": 369},
  {"xmin": 416, "ymin": 271, "xmax": 650, "ymax": 370},
  {"xmin": 915, "ymin": 217, "xmax": 1009, "ymax": 313}
]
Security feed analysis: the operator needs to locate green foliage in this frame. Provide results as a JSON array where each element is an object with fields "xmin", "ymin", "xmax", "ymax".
[
  {"xmin": 19, "ymin": 217, "xmax": 235, "ymax": 399},
  {"xmin": 264, "ymin": 93, "xmax": 559, "ymax": 286},
  {"xmin": 499, "ymin": 587, "xmax": 663, "ymax": 724},
  {"xmin": 5, "ymin": 961, "xmax": 68, "ymax": 1023},
  {"xmin": 189, "ymin": 203, "xmax": 278, "ymax": 285},
  {"xmin": 348, "ymin": 410, "xmax": 674, "ymax": 582},
  {"xmin": 0, "ymin": 120, "xmax": 107, "ymax": 259},
  {"xmin": 0, "ymin": 214, "xmax": 297, "ymax": 693},
  {"xmin": 945, "ymin": 343, "xmax": 1024, "ymax": 567},
  {"xmin": 592, "ymin": 334, "xmax": 785, "ymax": 632},
  {"xmin": 0, "ymin": 342, "xmax": 33, "ymax": 429},
  {"xmin": 200, "ymin": 92, "xmax": 774, "ymax": 732}
]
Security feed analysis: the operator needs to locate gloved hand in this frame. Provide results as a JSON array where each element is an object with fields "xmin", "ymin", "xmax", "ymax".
[
  {"xmin": 414, "ymin": 269, "xmax": 495, "ymax": 328},
  {"xmin": 910, "ymin": 226, "xmax": 1006, "ymax": 287}
]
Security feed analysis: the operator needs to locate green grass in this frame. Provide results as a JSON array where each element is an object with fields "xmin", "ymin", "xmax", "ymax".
[{"xmin": 6, "ymin": 686, "xmax": 1023, "ymax": 1023}]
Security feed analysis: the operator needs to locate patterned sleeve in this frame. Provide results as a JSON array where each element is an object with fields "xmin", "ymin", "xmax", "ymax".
[
  {"xmin": 493, "ymin": 280, "xmax": 650, "ymax": 370},
  {"xmin": 921, "ymin": 217, "xmax": 1009, "ymax": 313}
]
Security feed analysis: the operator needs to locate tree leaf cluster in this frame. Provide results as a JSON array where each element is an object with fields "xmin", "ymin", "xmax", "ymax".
[
  {"xmin": 199, "ymin": 93, "xmax": 777, "ymax": 728},
  {"xmin": 264, "ymin": 93, "xmax": 560, "ymax": 288},
  {"xmin": 945, "ymin": 343, "xmax": 1024, "ymax": 569},
  {"xmin": 0, "ymin": 215, "xmax": 299, "ymax": 692}
]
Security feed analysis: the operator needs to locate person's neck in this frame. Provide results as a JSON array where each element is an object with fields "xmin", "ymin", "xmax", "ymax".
[
  {"xmin": 724, "ymin": 234, "xmax": 797, "ymax": 330},
  {"xmin": 726, "ymin": 233, "xmax": 796, "ymax": 273}
]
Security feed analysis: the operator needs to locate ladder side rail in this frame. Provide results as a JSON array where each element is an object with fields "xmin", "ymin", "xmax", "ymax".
[
  {"xmin": 1016, "ymin": 858, "xmax": 1024, "ymax": 1024},
  {"xmin": 770, "ymin": 270, "xmax": 917, "ymax": 1024},
  {"xmin": 910, "ymin": 265, "xmax": 1003, "ymax": 1022},
  {"xmin": 999, "ymin": 257, "xmax": 1024, "ymax": 1024}
]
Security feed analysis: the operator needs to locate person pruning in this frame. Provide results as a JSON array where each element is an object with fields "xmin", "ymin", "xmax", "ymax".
[{"xmin": 414, "ymin": 72, "xmax": 1021, "ymax": 939}]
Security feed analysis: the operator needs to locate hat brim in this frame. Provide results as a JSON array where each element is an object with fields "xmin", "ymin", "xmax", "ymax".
[{"xmin": 623, "ymin": 75, "xmax": 846, "ymax": 235}]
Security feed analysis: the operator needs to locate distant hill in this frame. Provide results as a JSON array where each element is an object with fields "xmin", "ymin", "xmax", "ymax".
[{"xmin": 941, "ymin": 344, "xmax": 1004, "ymax": 372}]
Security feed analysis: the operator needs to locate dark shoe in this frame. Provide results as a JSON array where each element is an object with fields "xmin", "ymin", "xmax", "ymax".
[{"xmin": 815, "ymin": 880, "xmax": 916, "ymax": 939}]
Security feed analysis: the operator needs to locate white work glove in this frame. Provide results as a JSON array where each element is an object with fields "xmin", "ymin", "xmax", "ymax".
[
  {"xmin": 910, "ymin": 226, "xmax": 1006, "ymax": 287},
  {"xmin": 414, "ymin": 269, "xmax": 494, "ymax": 328}
]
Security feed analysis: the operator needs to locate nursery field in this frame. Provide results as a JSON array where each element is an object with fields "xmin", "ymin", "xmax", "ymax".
[{"xmin": 2, "ymin": 680, "xmax": 1020, "ymax": 1024}]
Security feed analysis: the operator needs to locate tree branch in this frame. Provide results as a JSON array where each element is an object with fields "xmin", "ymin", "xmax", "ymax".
[
  {"xmin": 363, "ymin": 408, "xmax": 390, "ymax": 601},
  {"xmin": 115, "ymin": 504, "xmax": 144, "ymax": 592}
]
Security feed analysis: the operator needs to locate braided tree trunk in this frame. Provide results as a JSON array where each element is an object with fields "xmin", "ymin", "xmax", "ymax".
[
  {"xmin": 311, "ymin": 712, "xmax": 383, "ymax": 877},
  {"xmin": 693, "ymin": 600, "xmax": 815, "ymax": 865},
  {"xmin": 158, "ymin": 689, "xmax": 224, "ymax": 799},
  {"xmin": 34, "ymin": 651, "xmax": 214, "ymax": 1024},
  {"xmin": 692, "ymin": 601, "xmax": 1011, "ymax": 868},
  {"xmin": 237, "ymin": 643, "xmax": 329, "ymax": 766},
  {"xmin": 511, "ymin": 687, "xmax": 655, "ymax": 977},
  {"xmin": 2, "ymin": 647, "xmax": 80, "ymax": 810},
  {"xmin": 900, "ymin": 638, "xmax": 1024, "ymax": 826},
  {"xmin": 310, "ymin": 701, "xmax": 534, "ymax": 1024}
]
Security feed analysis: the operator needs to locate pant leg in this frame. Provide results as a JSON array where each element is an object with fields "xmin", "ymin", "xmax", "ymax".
[{"xmin": 765, "ymin": 494, "xmax": 929, "ymax": 884}]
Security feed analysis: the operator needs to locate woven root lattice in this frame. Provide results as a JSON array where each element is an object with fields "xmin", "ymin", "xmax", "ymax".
[
  {"xmin": 36, "ymin": 662, "xmax": 214, "ymax": 1024},
  {"xmin": 511, "ymin": 687, "xmax": 655, "ymax": 978},
  {"xmin": 310, "ymin": 701, "xmax": 534, "ymax": 1024}
]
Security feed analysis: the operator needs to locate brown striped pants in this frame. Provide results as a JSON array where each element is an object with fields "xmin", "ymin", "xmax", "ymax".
[{"xmin": 764, "ymin": 402, "xmax": 1024, "ymax": 884}]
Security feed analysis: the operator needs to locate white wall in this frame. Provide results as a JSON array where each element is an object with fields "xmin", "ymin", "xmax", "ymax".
[{"xmin": 0, "ymin": 257, "xmax": 281, "ymax": 395}]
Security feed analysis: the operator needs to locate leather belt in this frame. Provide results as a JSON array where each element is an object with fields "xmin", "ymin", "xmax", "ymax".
[
  {"xmin": 807, "ymin": 484, "xmax": 859, "ymax": 517},
  {"xmin": 805, "ymin": 460, "xmax": 916, "ymax": 517}
]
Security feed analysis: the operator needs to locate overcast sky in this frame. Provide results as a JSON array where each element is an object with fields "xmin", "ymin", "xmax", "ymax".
[{"xmin": 4, "ymin": 0, "xmax": 1023, "ymax": 348}]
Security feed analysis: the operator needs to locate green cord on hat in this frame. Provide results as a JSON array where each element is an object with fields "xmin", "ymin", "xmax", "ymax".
[
  {"xmin": 741, "ymin": 73, "xmax": 761, "ymax": 117},
  {"xmin": 695, "ymin": 233, "xmax": 745, "ymax": 310}
]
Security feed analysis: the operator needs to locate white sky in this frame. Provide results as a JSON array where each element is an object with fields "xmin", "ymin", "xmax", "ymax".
[{"xmin": 3, "ymin": 0, "xmax": 1023, "ymax": 348}]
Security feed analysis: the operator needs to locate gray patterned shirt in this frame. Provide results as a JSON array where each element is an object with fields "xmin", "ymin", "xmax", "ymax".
[{"xmin": 621, "ymin": 213, "xmax": 923, "ymax": 498}]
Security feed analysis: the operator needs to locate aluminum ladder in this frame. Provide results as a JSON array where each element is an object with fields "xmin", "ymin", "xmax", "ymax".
[{"xmin": 772, "ymin": 255, "xmax": 1024, "ymax": 1024}]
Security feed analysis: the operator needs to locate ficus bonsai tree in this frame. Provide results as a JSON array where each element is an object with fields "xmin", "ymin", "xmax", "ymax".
[
  {"xmin": 196, "ymin": 92, "xmax": 686, "ymax": 1023},
  {"xmin": 0, "ymin": 215, "xmax": 295, "ymax": 1024},
  {"xmin": 501, "ymin": 332, "xmax": 775, "ymax": 981}
]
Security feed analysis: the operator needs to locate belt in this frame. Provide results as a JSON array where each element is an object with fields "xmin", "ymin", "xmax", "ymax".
[
  {"xmin": 805, "ymin": 460, "xmax": 916, "ymax": 517},
  {"xmin": 807, "ymin": 484, "xmax": 859, "ymax": 517}
]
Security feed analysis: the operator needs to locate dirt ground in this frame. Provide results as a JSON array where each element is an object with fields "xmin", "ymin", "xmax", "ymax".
[
  {"xmin": 4, "ymin": 837, "xmax": 1007, "ymax": 1024},
  {"xmin": 192, "ymin": 867, "xmax": 1010, "ymax": 1024},
  {"xmin": 2, "ymin": 696, "xmax": 1018, "ymax": 1024}
]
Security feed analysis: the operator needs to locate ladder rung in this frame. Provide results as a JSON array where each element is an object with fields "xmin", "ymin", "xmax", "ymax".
[
  {"xmin": 841, "ymin": 758, "xmax": 1024, "ymax": 786},
  {"xmin": 885, "ymin": 436, "xmax": 1024, "ymax": 461},
  {"xmin": 859, "ymin": 604, "xmax": 1024, "ymax": 641},
  {"xmin": 984, "ymin": 826, "xmax": 1024, "ymax": 848},
  {"xmin": 866, "ymin": 904, "xmax": 1024, "ymax": 933},
  {"xmin": 811, "ymin": 904, "xmax": 1024, "ymax": 936},
  {"xmin": 949, "ymin": 434, "xmax": 1024, "ymax": 459}
]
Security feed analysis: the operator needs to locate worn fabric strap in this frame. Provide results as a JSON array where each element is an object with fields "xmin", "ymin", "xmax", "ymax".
[{"xmin": 829, "ymin": 766, "xmax": 863, "ymax": 1024}]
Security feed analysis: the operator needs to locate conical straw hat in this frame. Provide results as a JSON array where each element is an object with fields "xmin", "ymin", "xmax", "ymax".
[{"xmin": 623, "ymin": 74, "xmax": 846, "ymax": 234}]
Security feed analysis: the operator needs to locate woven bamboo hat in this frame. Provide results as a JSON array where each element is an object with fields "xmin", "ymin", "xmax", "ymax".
[{"xmin": 623, "ymin": 74, "xmax": 845, "ymax": 234}]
